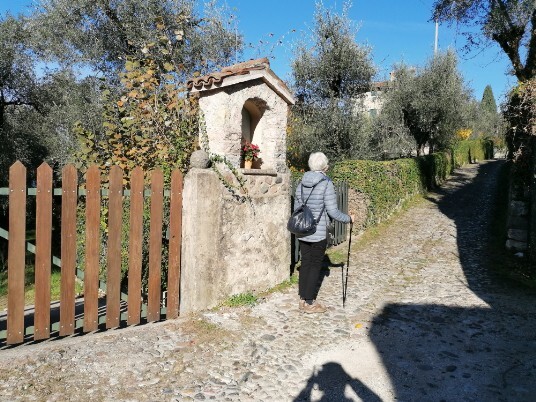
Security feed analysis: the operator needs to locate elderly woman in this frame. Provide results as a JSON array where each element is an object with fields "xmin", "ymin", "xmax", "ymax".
[{"xmin": 294, "ymin": 152, "xmax": 353, "ymax": 314}]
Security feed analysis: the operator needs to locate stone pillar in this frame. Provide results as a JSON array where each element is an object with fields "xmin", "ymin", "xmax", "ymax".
[
  {"xmin": 180, "ymin": 169, "xmax": 224, "ymax": 312},
  {"xmin": 180, "ymin": 164, "xmax": 291, "ymax": 313}
]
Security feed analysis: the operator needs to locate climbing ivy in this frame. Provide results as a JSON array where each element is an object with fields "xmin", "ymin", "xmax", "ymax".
[
  {"xmin": 198, "ymin": 114, "xmax": 250, "ymax": 203},
  {"xmin": 74, "ymin": 19, "xmax": 199, "ymax": 184}
]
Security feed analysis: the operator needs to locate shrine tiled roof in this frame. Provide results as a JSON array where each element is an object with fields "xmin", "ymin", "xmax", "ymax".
[{"xmin": 187, "ymin": 57, "xmax": 272, "ymax": 91}]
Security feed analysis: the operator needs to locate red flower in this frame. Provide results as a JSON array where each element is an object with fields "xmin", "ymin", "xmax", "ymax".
[{"xmin": 241, "ymin": 141, "xmax": 260, "ymax": 161}]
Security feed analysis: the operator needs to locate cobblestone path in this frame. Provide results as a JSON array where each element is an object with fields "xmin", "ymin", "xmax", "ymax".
[{"xmin": 1, "ymin": 159, "xmax": 536, "ymax": 402}]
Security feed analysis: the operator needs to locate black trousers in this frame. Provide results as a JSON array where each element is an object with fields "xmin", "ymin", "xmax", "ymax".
[{"xmin": 298, "ymin": 239, "xmax": 327, "ymax": 301}]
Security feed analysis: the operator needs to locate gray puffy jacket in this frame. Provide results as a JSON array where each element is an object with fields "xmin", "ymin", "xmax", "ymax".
[{"xmin": 294, "ymin": 171, "xmax": 351, "ymax": 242}]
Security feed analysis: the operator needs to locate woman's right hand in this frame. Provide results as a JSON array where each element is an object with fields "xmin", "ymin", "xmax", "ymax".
[{"xmin": 350, "ymin": 214, "xmax": 355, "ymax": 224}]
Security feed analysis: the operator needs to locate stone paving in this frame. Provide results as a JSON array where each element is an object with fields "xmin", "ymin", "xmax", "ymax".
[{"xmin": 1, "ymin": 159, "xmax": 536, "ymax": 401}]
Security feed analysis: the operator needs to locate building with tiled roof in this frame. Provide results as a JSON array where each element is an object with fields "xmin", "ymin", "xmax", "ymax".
[{"xmin": 187, "ymin": 58, "xmax": 294, "ymax": 172}]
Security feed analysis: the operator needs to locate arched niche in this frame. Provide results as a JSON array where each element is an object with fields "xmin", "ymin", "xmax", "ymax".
[
  {"xmin": 187, "ymin": 58, "xmax": 294, "ymax": 172},
  {"xmin": 241, "ymin": 98, "xmax": 264, "ymax": 143}
]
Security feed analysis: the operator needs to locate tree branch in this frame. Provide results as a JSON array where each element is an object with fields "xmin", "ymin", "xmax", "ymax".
[
  {"xmin": 97, "ymin": 0, "xmax": 137, "ymax": 56},
  {"xmin": 524, "ymin": 7, "xmax": 536, "ymax": 80},
  {"xmin": 2, "ymin": 98, "xmax": 41, "ymax": 113},
  {"xmin": 492, "ymin": 30, "xmax": 524, "ymax": 79}
]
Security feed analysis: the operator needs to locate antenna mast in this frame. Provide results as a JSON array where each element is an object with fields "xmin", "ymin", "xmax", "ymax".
[{"xmin": 434, "ymin": 20, "xmax": 438, "ymax": 54}]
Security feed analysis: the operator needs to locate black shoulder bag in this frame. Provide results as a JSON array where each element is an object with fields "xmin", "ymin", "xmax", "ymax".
[{"xmin": 287, "ymin": 179, "xmax": 326, "ymax": 236}]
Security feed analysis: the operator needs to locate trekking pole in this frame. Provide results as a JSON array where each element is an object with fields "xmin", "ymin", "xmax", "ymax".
[{"xmin": 343, "ymin": 221, "xmax": 353, "ymax": 308}]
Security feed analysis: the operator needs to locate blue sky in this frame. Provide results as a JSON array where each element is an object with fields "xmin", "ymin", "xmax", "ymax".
[{"xmin": 2, "ymin": 0, "xmax": 517, "ymax": 103}]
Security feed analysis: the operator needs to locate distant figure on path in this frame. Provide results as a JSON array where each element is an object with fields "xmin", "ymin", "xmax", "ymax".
[{"xmin": 294, "ymin": 152, "xmax": 353, "ymax": 314}]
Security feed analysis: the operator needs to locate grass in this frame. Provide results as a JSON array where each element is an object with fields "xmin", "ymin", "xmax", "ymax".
[
  {"xmin": 222, "ymin": 292, "xmax": 258, "ymax": 307},
  {"xmin": 261, "ymin": 274, "xmax": 299, "ymax": 295},
  {"xmin": 323, "ymin": 194, "xmax": 426, "ymax": 267},
  {"xmin": 218, "ymin": 274, "xmax": 300, "ymax": 309},
  {"xmin": 0, "ymin": 265, "xmax": 84, "ymax": 310}
]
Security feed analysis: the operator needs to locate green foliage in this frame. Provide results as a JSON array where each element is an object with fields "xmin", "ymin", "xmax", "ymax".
[
  {"xmin": 331, "ymin": 158, "xmax": 427, "ymax": 229},
  {"xmin": 0, "ymin": 0, "xmax": 243, "ymax": 179},
  {"xmin": 330, "ymin": 140, "xmax": 493, "ymax": 230},
  {"xmin": 75, "ymin": 21, "xmax": 199, "ymax": 183},
  {"xmin": 73, "ymin": 22, "xmax": 198, "ymax": 293},
  {"xmin": 452, "ymin": 139, "xmax": 494, "ymax": 166},
  {"xmin": 0, "ymin": 16, "xmax": 48, "ymax": 184},
  {"xmin": 381, "ymin": 51, "xmax": 472, "ymax": 156},
  {"xmin": 366, "ymin": 109, "xmax": 416, "ymax": 160},
  {"xmin": 288, "ymin": 1, "xmax": 376, "ymax": 166},
  {"xmin": 292, "ymin": 1, "xmax": 375, "ymax": 102},
  {"xmin": 469, "ymin": 85, "xmax": 502, "ymax": 139},
  {"xmin": 223, "ymin": 292, "xmax": 258, "ymax": 307},
  {"xmin": 481, "ymin": 85, "xmax": 498, "ymax": 115},
  {"xmin": 502, "ymin": 79, "xmax": 536, "ymax": 187},
  {"xmin": 0, "ymin": 16, "xmax": 104, "ymax": 179},
  {"xmin": 27, "ymin": 0, "xmax": 242, "ymax": 81}
]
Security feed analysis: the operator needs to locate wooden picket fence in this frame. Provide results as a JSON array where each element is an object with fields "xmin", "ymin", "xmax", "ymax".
[{"xmin": 0, "ymin": 161, "xmax": 183, "ymax": 345}]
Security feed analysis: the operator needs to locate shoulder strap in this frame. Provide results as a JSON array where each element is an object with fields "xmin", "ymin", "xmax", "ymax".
[
  {"xmin": 315, "ymin": 179, "xmax": 330, "ymax": 223},
  {"xmin": 299, "ymin": 178, "xmax": 328, "ymax": 224},
  {"xmin": 300, "ymin": 177, "xmax": 327, "ymax": 206}
]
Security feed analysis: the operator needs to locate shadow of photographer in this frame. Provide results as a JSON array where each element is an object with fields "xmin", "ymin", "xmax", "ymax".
[{"xmin": 294, "ymin": 362, "xmax": 381, "ymax": 402}]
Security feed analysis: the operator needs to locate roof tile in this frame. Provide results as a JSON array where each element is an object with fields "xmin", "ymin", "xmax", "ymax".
[{"xmin": 187, "ymin": 57, "xmax": 271, "ymax": 90}]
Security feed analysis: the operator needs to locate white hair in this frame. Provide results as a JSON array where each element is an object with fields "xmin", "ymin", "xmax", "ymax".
[{"xmin": 308, "ymin": 152, "xmax": 329, "ymax": 172}]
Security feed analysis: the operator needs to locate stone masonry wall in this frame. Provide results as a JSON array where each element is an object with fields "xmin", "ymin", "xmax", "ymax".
[
  {"xmin": 530, "ymin": 137, "xmax": 536, "ymax": 260},
  {"xmin": 180, "ymin": 168, "xmax": 291, "ymax": 313},
  {"xmin": 199, "ymin": 79, "xmax": 288, "ymax": 172},
  {"xmin": 505, "ymin": 136, "xmax": 535, "ymax": 254}
]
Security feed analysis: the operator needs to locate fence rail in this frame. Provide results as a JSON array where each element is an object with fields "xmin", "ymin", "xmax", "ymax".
[{"xmin": 0, "ymin": 161, "xmax": 183, "ymax": 345}]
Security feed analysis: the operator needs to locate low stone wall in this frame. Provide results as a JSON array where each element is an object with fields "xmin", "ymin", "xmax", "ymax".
[
  {"xmin": 530, "ymin": 137, "xmax": 536, "ymax": 260},
  {"xmin": 180, "ymin": 167, "xmax": 291, "ymax": 313},
  {"xmin": 505, "ymin": 136, "xmax": 535, "ymax": 255}
]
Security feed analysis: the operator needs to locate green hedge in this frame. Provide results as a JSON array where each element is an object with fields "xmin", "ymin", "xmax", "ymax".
[
  {"xmin": 331, "ymin": 158, "xmax": 429, "ymax": 228},
  {"xmin": 452, "ymin": 139, "xmax": 494, "ymax": 167},
  {"xmin": 329, "ymin": 139, "xmax": 493, "ymax": 230}
]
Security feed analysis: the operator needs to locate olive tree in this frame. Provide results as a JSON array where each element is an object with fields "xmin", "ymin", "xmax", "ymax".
[
  {"xmin": 27, "ymin": 0, "xmax": 242, "ymax": 80},
  {"xmin": 288, "ymin": 1, "xmax": 376, "ymax": 167},
  {"xmin": 378, "ymin": 51, "xmax": 473, "ymax": 156},
  {"xmin": 432, "ymin": 0, "xmax": 535, "ymax": 81},
  {"xmin": 0, "ymin": 16, "xmax": 49, "ymax": 179},
  {"xmin": 0, "ymin": 0, "xmax": 244, "ymax": 171}
]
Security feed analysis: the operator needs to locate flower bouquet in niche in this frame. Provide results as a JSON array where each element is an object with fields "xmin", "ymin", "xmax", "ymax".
[{"xmin": 241, "ymin": 141, "xmax": 260, "ymax": 168}]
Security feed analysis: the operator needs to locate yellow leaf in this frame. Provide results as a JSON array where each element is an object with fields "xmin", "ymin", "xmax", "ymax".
[{"xmin": 355, "ymin": 323, "xmax": 363, "ymax": 329}]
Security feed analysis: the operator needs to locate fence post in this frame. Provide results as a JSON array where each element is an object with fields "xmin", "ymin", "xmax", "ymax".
[
  {"xmin": 127, "ymin": 167, "xmax": 144, "ymax": 325},
  {"xmin": 147, "ymin": 169, "xmax": 164, "ymax": 322},
  {"xmin": 106, "ymin": 166, "xmax": 123, "ymax": 329},
  {"xmin": 34, "ymin": 162, "xmax": 52, "ymax": 340},
  {"xmin": 7, "ymin": 161, "xmax": 26, "ymax": 344},
  {"xmin": 167, "ymin": 169, "xmax": 183, "ymax": 319},
  {"xmin": 84, "ymin": 165, "xmax": 101, "ymax": 332},
  {"xmin": 60, "ymin": 164, "xmax": 78, "ymax": 336}
]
